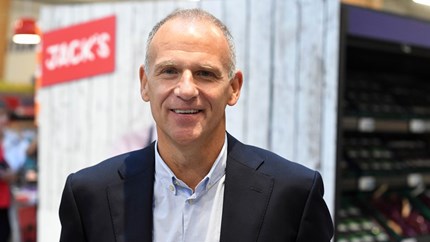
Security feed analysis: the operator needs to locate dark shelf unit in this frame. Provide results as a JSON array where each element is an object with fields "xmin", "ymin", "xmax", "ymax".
[{"xmin": 336, "ymin": 5, "xmax": 430, "ymax": 242}]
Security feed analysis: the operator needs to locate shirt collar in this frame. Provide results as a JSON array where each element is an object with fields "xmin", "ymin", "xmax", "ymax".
[{"xmin": 154, "ymin": 134, "xmax": 228, "ymax": 195}]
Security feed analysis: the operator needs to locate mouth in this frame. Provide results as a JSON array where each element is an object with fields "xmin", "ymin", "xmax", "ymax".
[{"xmin": 172, "ymin": 109, "xmax": 201, "ymax": 114}]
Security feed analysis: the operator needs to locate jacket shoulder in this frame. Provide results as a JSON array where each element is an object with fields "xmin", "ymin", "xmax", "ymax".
[
  {"xmin": 230, "ymin": 137, "xmax": 317, "ymax": 182},
  {"xmin": 68, "ymin": 145, "xmax": 154, "ymax": 189}
]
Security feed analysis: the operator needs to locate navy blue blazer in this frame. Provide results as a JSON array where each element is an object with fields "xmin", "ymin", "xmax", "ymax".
[{"xmin": 59, "ymin": 134, "xmax": 333, "ymax": 242}]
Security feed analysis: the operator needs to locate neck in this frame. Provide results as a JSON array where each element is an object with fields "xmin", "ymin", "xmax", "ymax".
[{"xmin": 157, "ymin": 132, "xmax": 225, "ymax": 190}]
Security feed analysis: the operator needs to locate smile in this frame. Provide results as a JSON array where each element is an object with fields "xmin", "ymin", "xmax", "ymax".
[{"xmin": 173, "ymin": 109, "xmax": 201, "ymax": 114}]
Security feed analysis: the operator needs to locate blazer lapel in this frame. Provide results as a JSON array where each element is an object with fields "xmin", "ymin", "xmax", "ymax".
[
  {"xmin": 105, "ymin": 136, "xmax": 273, "ymax": 242},
  {"xmin": 220, "ymin": 135, "xmax": 274, "ymax": 242},
  {"xmin": 107, "ymin": 144, "xmax": 155, "ymax": 242}
]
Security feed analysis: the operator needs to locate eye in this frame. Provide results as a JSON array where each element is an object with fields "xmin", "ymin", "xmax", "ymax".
[
  {"xmin": 157, "ymin": 67, "xmax": 179, "ymax": 79},
  {"xmin": 161, "ymin": 68, "xmax": 178, "ymax": 75},
  {"xmin": 196, "ymin": 70, "xmax": 216, "ymax": 78}
]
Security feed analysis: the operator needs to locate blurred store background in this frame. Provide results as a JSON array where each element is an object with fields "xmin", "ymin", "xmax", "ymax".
[{"xmin": 1, "ymin": 0, "xmax": 430, "ymax": 242}]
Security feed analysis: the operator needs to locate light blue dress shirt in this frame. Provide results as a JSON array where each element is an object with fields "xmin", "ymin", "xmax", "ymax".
[{"xmin": 153, "ymin": 135, "xmax": 227, "ymax": 242}]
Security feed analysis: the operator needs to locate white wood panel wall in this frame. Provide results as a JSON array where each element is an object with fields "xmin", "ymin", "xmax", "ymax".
[{"xmin": 37, "ymin": 1, "xmax": 339, "ymax": 241}]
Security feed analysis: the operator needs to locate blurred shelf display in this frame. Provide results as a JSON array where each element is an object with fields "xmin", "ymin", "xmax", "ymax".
[{"xmin": 336, "ymin": 5, "xmax": 430, "ymax": 242}]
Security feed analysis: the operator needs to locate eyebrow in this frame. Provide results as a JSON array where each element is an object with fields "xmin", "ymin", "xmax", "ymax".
[
  {"xmin": 154, "ymin": 60, "xmax": 176, "ymax": 69},
  {"xmin": 153, "ymin": 60, "xmax": 224, "ymax": 77}
]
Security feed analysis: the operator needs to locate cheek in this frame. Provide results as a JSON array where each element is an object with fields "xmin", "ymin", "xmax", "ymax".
[
  {"xmin": 149, "ymin": 84, "xmax": 171, "ymax": 107},
  {"xmin": 206, "ymin": 90, "xmax": 231, "ymax": 109}
]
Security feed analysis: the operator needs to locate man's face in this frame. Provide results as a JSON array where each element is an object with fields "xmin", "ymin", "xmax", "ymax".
[{"xmin": 140, "ymin": 18, "xmax": 242, "ymax": 146}]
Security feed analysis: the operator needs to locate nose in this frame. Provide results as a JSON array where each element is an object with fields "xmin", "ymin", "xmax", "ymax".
[{"xmin": 174, "ymin": 71, "xmax": 198, "ymax": 100}]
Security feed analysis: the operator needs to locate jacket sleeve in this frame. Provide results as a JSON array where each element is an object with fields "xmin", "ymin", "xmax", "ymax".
[
  {"xmin": 59, "ymin": 174, "xmax": 87, "ymax": 242},
  {"xmin": 295, "ymin": 172, "xmax": 333, "ymax": 242}
]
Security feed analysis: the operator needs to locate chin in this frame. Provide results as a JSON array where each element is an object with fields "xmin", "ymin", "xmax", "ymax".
[
  {"xmin": 173, "ymin": 134, "xmax": 199, "ymax": 144},
  {"xmin": 170, "ymin": 129, "xmax": 203, "ymax": 144}
]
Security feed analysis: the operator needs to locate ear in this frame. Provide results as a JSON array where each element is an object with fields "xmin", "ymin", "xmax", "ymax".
[
  {"xmin": 139, "ymin": 65, "xmax": 150, "ymax": 102},
  {"xmin": 227, "ymin": 70, "xmax": 243, "ymax": 106}
]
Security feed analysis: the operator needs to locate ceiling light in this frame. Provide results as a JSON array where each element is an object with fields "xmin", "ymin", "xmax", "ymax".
[
  {"xmin": 13, "ymin": 34, "xmax": 41, "ymax": 45},
  {"xmin": 413, "ymin": 0, "xmax": 430, "ymax": 6},
  {"xmin": 12, "ymin": 18, "xmax": 41, "ymax": 45}
]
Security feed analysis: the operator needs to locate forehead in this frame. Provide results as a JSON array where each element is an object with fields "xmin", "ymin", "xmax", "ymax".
[
  {"xmin": 164, "ymin": 17, "xmax": 222, "ymax": 35},
  {"xmin": 148, "ymin": 17, "xmax": 229, "ymax": 60}
]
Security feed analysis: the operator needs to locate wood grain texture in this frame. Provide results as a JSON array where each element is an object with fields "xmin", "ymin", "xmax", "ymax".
[{"xmin": 224, "ymin": 0, "xmax": 248, "ymax": 142}]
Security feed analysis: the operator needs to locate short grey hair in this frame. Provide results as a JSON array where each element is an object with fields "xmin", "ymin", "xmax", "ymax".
[{"xmin": 144, "ymin": 8, "xmax": 236, "ymax": 78}]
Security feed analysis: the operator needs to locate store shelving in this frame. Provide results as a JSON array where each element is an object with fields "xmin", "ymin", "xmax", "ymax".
[{"xmin": 336, "ymin": 5, "xmax": 430, "ymax": 242}]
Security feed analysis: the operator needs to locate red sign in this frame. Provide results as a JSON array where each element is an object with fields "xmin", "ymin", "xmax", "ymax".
[{"xmin": 41, "ymin": 15, "xmax": 116, "ymax": 87}]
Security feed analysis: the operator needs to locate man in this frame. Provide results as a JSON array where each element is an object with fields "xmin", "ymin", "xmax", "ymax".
[{"xmin": 59, "ymin": 9, "xmax": 333, "ymax": 242}]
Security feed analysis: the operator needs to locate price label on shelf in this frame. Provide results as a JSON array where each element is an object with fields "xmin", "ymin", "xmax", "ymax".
[
  {"xmin": 410, "ymin": 119, "xmax": 430, "ymax": 133},
  {"xmin": 358, "ymin": 118, "xmax": 375, "ymax": 132},
  {"xmin": 407, "ymin": 173, "xmax": 423, "ymax": 187},
  {"xmin": 401, "ymin": 238, "xmax": 417, "ymax": 242},
  {"xmin": 358, "ymin": 176, "xmax": 376, "ymax": 191}
]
